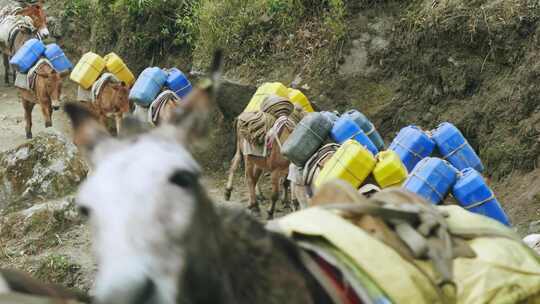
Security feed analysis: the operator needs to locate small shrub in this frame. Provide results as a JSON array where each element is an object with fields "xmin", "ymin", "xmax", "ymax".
[{"xmin": 34, "ymin": 255, "xmax": 82, "ymax": 288}]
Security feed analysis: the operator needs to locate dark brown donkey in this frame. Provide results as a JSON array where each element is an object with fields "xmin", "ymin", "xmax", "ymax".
[
  {"xmin": 2, "ymin": 2, "xmax": 48, "ymax": 84},
  {"xmin": 17, "ymin": 62, "xmax": 62, "ymax": 139}
]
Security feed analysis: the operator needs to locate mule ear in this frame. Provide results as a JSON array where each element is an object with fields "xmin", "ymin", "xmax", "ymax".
[
  {"xmin": 64, "ymin": 102, "xmax": 110, "ymax": 163},
  {"xmin": 166, "ymin": 50, "xmax": 223, "ymax": 143}
]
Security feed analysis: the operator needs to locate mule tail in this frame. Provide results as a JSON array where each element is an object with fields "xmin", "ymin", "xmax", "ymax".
[{"xmin": 3, "ymin": 54, "xmax": 11, "ymax": 85}]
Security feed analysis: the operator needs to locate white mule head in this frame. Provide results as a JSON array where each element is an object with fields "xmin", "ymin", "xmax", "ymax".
[{"xmin": 64, "ymin": 51, "xmax": 222, "ymax": 304}]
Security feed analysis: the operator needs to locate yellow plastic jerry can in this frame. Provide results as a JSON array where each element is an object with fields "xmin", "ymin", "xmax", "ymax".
[
  {"xmin": 288, "ymin": 88, "xmax": 314, "ymax": 112},
  {"xmin": 104, "ymin": 52, "xmax": 135, "ymax": 87},
  {"xmin": 314, "ymin": 139, "xmax": 376, "ymax": 189},
  {"xmin": 70, "ymin": 52, "xmax": 106, "ymax": 89},
  {"xmin": 373, "ymin": 150, "xmax": 408, "ymax": 188},
  {"xmin": 244, "ymin": 82, "xmax": 289, "ymax": 112}
]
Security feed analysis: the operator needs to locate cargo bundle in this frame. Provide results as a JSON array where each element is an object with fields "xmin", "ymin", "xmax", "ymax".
[
  {"xmin": 129, "ymin": 66, "xmax": 192, "ymax": 107},
  {"xmin": 71, "ymin": 52, "xmax": 134, "ymax": 91},
  {"xmin": 10, "ymin": 39, "xmax": 72, "ymax": 73},
  {"xmin": 280, "ymin": 106, "xmax": 509, "ymax": 225},
  {"xmin": 244, "ymin": 82, "xmax": 315, "ymax": 113}
]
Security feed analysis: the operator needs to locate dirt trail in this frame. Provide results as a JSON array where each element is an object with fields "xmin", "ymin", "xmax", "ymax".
[{"xmin": 0, "ymin": 64, "xmax": 73, "ymax": 153}]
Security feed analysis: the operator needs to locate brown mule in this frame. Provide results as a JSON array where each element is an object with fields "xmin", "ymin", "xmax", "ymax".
[
  {"xmin": 88, "ymin": 81, "xmax": 131, "ymax": 136},
  {"xmin": 17, "ymin": 63, "xmax": 62, "ymax": 139},
  {"xmin": 226, "ymin": 116, "xmax": 295, "ymax": 218},
  {"xmin": 2, "ymin": 2, "xmax": 49, "ymax": 84}
]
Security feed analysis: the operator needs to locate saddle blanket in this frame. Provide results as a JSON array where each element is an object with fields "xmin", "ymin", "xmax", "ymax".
[
  {"xmin": 148, "ymin": 90, "xmax": 180, "ymax": 126},
  {"xmin": 77, "ymin": 86, "xmax": 92, "ymax": 102},
  {"xmin": 77, "ymin": 73, "xmax": 120, "ymax": 102},
  {"xmin": 241, "ymin": 138, "xmax": 266, "ymax": 157},
  {"xmin": 13, "ymin": 58, "xmax": 52, "ymax": 91},
  {"xmin": 91, "ymin": 73, "xmax": 119, "ymax": 102}
]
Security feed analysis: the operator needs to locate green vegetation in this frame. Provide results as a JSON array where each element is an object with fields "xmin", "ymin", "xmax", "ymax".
[
  {"xmin": 34, "ymin": 254, "xmax": 82, "ymax": 288},
  {"xmin": 53, "ymin": 0, "xmax": 346, "ymax": 75},
  {"xmin": 195, "ymin": 0, "xmax": 346, "ymax": 73}
]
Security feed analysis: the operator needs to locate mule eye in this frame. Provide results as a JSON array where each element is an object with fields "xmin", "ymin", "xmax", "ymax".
[
  {"xmin": 169, "ymin": 170, "xmax": 198, "ymax": 188},
  {"xmin": 78, "ymin": 206, "xmax": 91, "ymax": 217}
]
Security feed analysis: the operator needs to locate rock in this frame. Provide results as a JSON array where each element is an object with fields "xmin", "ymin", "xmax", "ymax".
[
  {"xmin": 0, "ymin": 132, "xmax": 88, "ymax": 212},
  {"xmin": 529, "ymin": 220, "xmax": 540, "ymax": 234}
]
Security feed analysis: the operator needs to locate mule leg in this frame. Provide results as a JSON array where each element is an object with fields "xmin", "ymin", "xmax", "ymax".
[
  {"xmin": 115, "ymin": 113, "xmax": 123, "ymax": 136},
  {"xmin": 22, "ymin": 99, "xmax": 35, "ymax": 139},
  {"xmin": 38, "ymin": 100, "xmax": 53, "ymax": 128},
  {"xmin": 253, "ymin": 167, "xmax": 265, "ymax": 202},
  {"xmin": 267, "ymin": 171, "xmax": 281, "ymax": 219},
  {"xmin": 290, "ymin": 183, "xmax": 301, "ymax": 211},
  {"xmin": 225, "ymin": 138, "xmax": 242, "ymax": 201},
  {"xmin": 281, "ymin": 178, "xmax": 292, "ymax": 211},
  {"xmin": 245, "ymin": 156, "xmax": 260, "ymax": 213},
  {"xmin": 3, "ymin": 54, "xmax": 9, "ymax": 85}
]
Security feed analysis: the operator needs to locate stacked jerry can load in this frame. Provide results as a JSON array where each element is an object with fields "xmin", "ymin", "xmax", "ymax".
[
  {"xmin": 372, "ymin": 150, "xmax": 408, "ymax": 188},
  {"xmin": 452, "ymin": 168, "xmax": 510, "ymax": 226},
  {"xmin": 104, "ymin": 53, "xmax": 135, "ymax": 87},
  {"xmin": 9, "ymin": 38, "xmax": 46, "ymax": 72},
  {"xmin": 287, "ymin": 88, "xmax": 315, "ymax": 112},
  {"xmin": 282, "ymin": 112, "xmax": 333, "ymax": 167},
  {"xmin": 389, "ymin": 125, "xmax": 435, "ymax": 172},
  {"xmin": 314, "ymin": 139, "xmax": 376, "ymax": 189},
  {"xmin": 431, "ymin": 122, "xmax": 484, "ymax": 172},
  {"xmin": 321, "ymin": 111, "xmax": 339, "ymax": 124},
  {"xmin": 11, "ymin": 39, "xmax": 73, "ymax": 74},
  {"xmin": 244, "ymin": 82, "xmax": 289, "ymax": 112},
  {"xmin": 44, "ymin": 44, "xmax": 73, "ymax": 73},
  {"xmin": 166, "ymin": 68, "xmax": 192, "ymax": 98},
  {"xmin": 402, "ymin": 157, "xmax": 458, "ymax": 204},
  {"xmin": 330, "ymin": 117, "xmax": 378, "ymax": 156},
  {"xmin": 393, "ymin": 122, "xmax": 511, "ymax": 226},
  {"xmin": 128, "ymin": 67, "xmax": 168, "ymax": 107},
  {"xmin": 341, "ymin": 110, "xmax": 385, "ymax": 151},
  {"xmin": 70, "ymin": 52, "xmax": 106, "ymax": 89}
]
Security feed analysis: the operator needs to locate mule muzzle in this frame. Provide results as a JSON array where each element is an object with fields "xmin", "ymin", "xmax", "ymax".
[{"xmin": 38, "ymin": 27, "xmax": 50, "ymax": 38}]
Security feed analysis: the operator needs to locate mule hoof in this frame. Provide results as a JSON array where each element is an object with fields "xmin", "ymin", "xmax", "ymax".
[
  {"xmin": 26, "ymin": 132, "xmax": 32, "ymax": 139},
  {"xmin": 267, "ymin": 210, "xmax": 275, "ymax": 220},
  {"xmin": 45, "ymin": 121, "xmax": 52, "ymax": 128},
  {"xmin": 52, "ymin": 105, "xmax": 60, "ymax": 111},
  {"xmin": 247, "ymin": 204, "xmax": 260, "ymax": 214},
  {"xmin": 292, "ymin": 199, "xmax": 300, "ymax": 211},
  {"xmin": 224, "ymin": 188, "xmax": 232, "ymax": 201}
]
